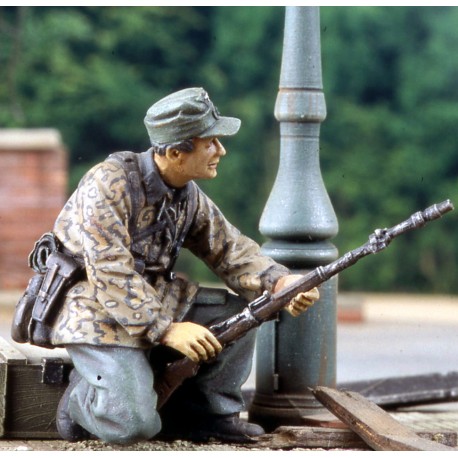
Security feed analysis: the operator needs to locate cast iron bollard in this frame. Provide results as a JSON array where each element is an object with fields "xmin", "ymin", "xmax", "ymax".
[{"xmin": 249, "ymin": 6, "xmax": 339, "ymax": 430}]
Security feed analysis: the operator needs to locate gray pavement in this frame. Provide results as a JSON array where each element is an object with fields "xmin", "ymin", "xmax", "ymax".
[
  {"xmin": 337, "ymin": 320, "xmax": 458, "ymax": 383},
  {"xmin": 336, "ymin": 293, "xmax": 458, "ymax": 384}
]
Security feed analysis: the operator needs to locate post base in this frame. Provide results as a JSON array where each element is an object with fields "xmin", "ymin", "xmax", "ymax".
[{"xmin": 248, "ymin": 391, "xmax": 332, "ymax": 432}]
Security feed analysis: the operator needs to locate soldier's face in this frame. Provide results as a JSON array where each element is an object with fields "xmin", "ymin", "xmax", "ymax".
[{"xmin": 178, "ymin": 137, "xmax": 226, "ymax": 181}]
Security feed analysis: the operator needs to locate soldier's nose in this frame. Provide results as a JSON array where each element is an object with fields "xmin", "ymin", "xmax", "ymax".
[{"xmin": 215, "ymin": 139, "xmax": 226, "ymax": 156}]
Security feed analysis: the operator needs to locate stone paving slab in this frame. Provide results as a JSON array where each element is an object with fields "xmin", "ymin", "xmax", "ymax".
[{"xmin": 394, "ymin": 405, "xmax": 458, "ymax": 432}]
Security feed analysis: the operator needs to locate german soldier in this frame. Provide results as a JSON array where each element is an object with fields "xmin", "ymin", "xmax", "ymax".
[{"xmin": 21, "ymin": 88, "xmax": 319, "ymax": 444}]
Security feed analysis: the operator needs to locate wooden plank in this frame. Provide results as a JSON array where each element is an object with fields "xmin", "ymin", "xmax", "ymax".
[
  {"xmin": 6, "ymin": 341, "xmax": 71, "ymax": 365},
  {"xmin": 313, "ymin": 386, "xmax": 455, "ymax": 451},
  {"xmin": 22, "ymin": 440, "xmax": 63, "ymax": 451},
  {"xmin": 0, "ymin": 440, "xmax": 32, "ymax": 451},
  {"xmin": 0, "ymin": 337, "xmax": 25, "ymax": 438},
  {"xmin": 3, "ymin": 363, "xmax": 69, "ymax": 438},
  {"xmin": 339, "ymin": 372, "xmax": 458, "ymax": 407},
  {"xmin": 301, "ymin": 411, "xmax": 347, "ymax": 428},
  {"xmin": 255, "ymin": 426, "xmax": 368, "ymax": 449},
  {"xmin": 0, "ymin": 338, "xmax": 72, "ymax": 439},
  {"xmin": 0, "ymin": 360, "xmax": 5, "ymax": 437},
  {"xmin": 0, "ymin": 337, "xmax": 27, "ymax": 365},
  {"xmin": 0, "ymin": 439, "xmax": 65, "ymax": 451},
  {"xmin": 254, "ymin": 426, "xmax": 458, "ymax": 450}
]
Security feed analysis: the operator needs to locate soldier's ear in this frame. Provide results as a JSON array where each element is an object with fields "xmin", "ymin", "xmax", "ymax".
[{"xmin": 165, "ymin": 147, "xmax": 182, "ymax": 162}]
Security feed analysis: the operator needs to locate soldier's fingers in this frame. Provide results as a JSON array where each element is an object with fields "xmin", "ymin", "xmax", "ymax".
[
  {"xmin": 192, "ymin": 336, "xmax": 221, "ymax": 361},
  {"xmin": 205, "ymin": 332, "xmax": 223, "ymax": 357},
  {"xmin": 307, "ymin": 287, "xmax": 320, "ymax": 301},
  {"xmin": 295, "ymin": 288, "xmax": 319, "ymax": 305},
  {"xmin": 286, "ymin": 299, "xmax": 311, "ymax": 316},
  {"xmin": 195, "ymin": 337, "xmax": 219, "ymax": 359},
  {"xmin": 290, "ymin": 296, "xmax": 311, "ymax": 309},
  {"xmin": 293, "ymin": 299, "xmax": 308, "ymax": 310},
  {"xmin": 187, "ymin": 349, "xmax": 201, "ymax": 363},
  {"xmin": 202, "ymin": 331, "xmax": 223, "ymax": 354},
  {"xmin": 288, "ymin": 307, "xmax": 301, "ymax": 317},
  {"xmin": 294, "ymin": 296, "xmax": 313, "ymax": 307},
  {"xmin": 190, "ymin": 341, "xmax": 211, "ymax": 361},
  {"xmin": 175, "ymin": 343, "xmax": 200, "ymax": 362}
]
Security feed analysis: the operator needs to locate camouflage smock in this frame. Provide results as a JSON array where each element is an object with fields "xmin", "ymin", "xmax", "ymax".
[{"xmin": 50, "ymin": 150, "xmax": 289, "ymax": 348}]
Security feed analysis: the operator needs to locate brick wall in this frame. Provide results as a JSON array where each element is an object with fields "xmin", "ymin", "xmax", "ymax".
[{"xmin": 0, "ymin": 129, "xmax": 68, "ymax": 290}]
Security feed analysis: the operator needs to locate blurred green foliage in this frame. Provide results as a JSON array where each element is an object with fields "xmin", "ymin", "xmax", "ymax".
[{"xmin": 1, "ymin": 6, "xmax": 457, "ymax": 293}]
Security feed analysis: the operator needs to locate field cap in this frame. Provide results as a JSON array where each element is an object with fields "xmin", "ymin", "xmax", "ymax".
[{"xmin": 144, "ymin": 87, "xmax": 241, "ymax": 145}]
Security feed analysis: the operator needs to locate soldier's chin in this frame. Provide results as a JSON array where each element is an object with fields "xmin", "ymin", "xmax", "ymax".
[{"xmin": 205, "ymin": 168, "xmax": 218, "ymax": 179}]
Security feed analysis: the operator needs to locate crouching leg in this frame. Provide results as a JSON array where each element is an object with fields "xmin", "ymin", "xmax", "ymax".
[{"xmin": 57, "ymin": 344, "xmax": 161, "ymax": 444}]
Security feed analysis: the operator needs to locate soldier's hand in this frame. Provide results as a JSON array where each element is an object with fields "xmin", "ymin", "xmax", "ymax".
[
  {"xmin": 285, "ymin": 287, "xmax": 320, "ymax": 317},
  {"xmin": 160, "ymin": 322, "xmax": 223, "ymax": 363},
  {"xmin": 274, "ymin": 275, "xmax": 320, "ymax": 317}
]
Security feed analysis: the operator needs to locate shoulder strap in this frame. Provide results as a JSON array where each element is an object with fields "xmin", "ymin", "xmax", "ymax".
[
  {"xmin": 175, "ymin": 182, "xmax": 198, "ymax": 254},
  {"xmin": 165, "ymin": 181, "xmax": 198, "ymax": 279},
  {"xmin": 106, "ymin": 151, "xmax": 145, "ymax": 237}
]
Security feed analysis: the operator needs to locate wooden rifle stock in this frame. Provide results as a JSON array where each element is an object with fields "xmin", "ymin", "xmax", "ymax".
[{"xmin": 155, "ymin": 199, "xmax": 454, "ymax": 410}]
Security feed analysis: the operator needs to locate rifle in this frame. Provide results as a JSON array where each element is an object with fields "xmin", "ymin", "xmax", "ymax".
[{"xmin": 155, "ymin": 199, "xmax": 454, "ymax": 410}]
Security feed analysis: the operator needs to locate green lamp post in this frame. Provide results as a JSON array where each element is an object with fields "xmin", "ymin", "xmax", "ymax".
[{"xmin": 249, "ymin": 6, "xmax": 339, "ymax": 429}]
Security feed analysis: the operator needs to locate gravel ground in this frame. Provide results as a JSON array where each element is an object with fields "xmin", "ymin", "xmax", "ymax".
[
  {"xmin": 58, "ymin": 439, "xmax": 264, "ymax": 452},
  {"xmin": 2, "ymin": 438, "xmax": 342, "ymax": 452}
]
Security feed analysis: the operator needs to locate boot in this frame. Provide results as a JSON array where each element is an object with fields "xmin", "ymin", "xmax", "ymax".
[
  {"xmin": 56, "ymin": 370, "xmax": 91, "ymax": 442},
  {"xmin": 160, "ymin": 413, "xmax": 265, "ymax": 443}
]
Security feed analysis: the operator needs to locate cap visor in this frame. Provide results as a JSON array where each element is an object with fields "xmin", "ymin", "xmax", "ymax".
[{"xmin": 198, "ymin": 116, "xmax": 241, "ymax": 138}]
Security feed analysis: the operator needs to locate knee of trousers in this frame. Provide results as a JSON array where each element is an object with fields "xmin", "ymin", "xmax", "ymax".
[
  {"xmin": 94, "ymin": 403, "xmax": 162, "ymax": 444},
  {"xmin": 67, "ymin": 345, "xmax": 163, "ymax": 444}
]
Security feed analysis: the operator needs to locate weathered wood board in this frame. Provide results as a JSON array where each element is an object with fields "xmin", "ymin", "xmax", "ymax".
[
  {"xmin": 313, "ymin": 386, "xmax": 455, "ymax": 451},
  {"xmin": 255, "ymin": 425, "xmax": 368, "ymax": 449},
  {"xmin": 339, "ymin": 372, "xmax": 458, "ymax": 407},
  {"xmin": 255, "ymin": 425, "xmax": 458, "ymax": 450},
  {"xmin": 0, "ymin": 336, "xmax": 72, "ymax": 438}
]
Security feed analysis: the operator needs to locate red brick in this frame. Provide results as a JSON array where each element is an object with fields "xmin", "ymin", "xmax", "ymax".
[{"xmin": 0, "ymin": 129, "xmax": 68, "ymax": 290}]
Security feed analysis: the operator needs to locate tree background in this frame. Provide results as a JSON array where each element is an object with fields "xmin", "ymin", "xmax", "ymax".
[{"xmin": 1, "ymin": 6, "xmax": 457, "ymax": 293}]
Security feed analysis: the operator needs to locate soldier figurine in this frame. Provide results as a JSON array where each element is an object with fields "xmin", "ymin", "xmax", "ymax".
[{"xmin": 17, "ymin": 88, "xmax": 319, "ymax": 444}]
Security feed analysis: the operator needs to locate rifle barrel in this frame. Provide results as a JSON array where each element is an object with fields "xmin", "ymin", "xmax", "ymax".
[{"xmin": 155, "ymin": 199, "xmax": 454, "ymax": 410}]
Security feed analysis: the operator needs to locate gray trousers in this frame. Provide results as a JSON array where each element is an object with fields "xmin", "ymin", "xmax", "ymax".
[{"xmin": 64, "ymin": 291, "xmax": 255, "ymax": 444}]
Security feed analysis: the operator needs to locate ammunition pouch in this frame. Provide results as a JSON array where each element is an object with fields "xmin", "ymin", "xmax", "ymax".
[{"xmin": 11, "ymin": 232, "xmax": 83, "ymax": 348}]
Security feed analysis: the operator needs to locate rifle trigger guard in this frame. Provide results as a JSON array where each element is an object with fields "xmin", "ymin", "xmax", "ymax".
[
  {"xmin": 247, "ymin": 290, "xmax": 271, "ymax": 323},
  {"xmin": 249, "ymin": 290, "xmax": 271, "ymax": 309}
]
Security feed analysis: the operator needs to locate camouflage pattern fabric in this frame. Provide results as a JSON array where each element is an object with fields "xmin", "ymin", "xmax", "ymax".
[{"xmin": 50, "ymin": 152, "xmax": 289, "ymax": 348}]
